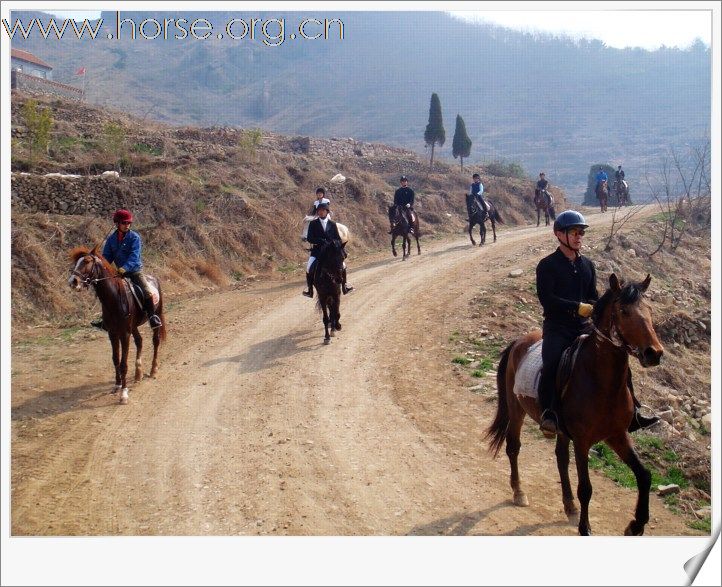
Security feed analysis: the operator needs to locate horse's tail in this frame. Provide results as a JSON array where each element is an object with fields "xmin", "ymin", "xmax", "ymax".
[
  {"xmin": 484, "ymin": 341, "xmax": 514, "ymax": 458},
  {"xmin": 492, "ymin": 207, "xmax": 504, "ymax": 225},
  {"xmin": 156, "ymin": 284, "xmax": 167, "ymax": 342}
]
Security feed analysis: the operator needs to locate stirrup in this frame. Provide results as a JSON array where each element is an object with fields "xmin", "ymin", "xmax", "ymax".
[
  {"xmin": 149, "ymin": 314, "xmax": 162, "ymax": 329},
  {"xmin": 90, "ymin": 318, "xmax": 106, "ymax": 331},
  {"xmin": 342, "ymin": 284, "xmax": 354, "ymax": 294},
  {"xmin": 302, "ymin": 290, "xmax": 313, "ymax": 298},
  {"xmin": 628, "ymin": 407, "xmax": 661, "ymax": 433}
]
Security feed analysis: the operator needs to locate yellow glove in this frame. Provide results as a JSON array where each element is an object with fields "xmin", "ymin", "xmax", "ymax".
[
  {"xmin": 117, "ymin": 267, "xmax": 126, "ymax": 275},
  {"xmin": 578, "ymin": 302, "xmax": 594, "ymax": 318}
]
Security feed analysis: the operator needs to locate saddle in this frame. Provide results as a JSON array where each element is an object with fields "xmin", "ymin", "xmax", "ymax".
[
  {"xmin": 513, "ymin": 334, "xmax": 589, "ymax": 401},
  {"xmin": 122, "ymin": 278, "xmax": 160, "ymax": 314}
]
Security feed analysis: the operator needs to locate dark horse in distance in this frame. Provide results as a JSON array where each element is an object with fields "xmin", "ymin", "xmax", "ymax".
[
  {"xmin": 486, "ymin": 273, "xmax": 664, "ymax": 535},
  {"xmin": 312, "ymin": 239, "xmax": 346, "ymax": 344},
  {"xmin": 534, "ymin": 189, "xmax": 556, "ymax": 227},
  {"xmin": 388, "ymin": 204, "xmax": 420, "ymax": 260},
  {"xmin": 466, "ymin": 193, "xmax": 504, "ymax": 246},
  {"xmin": 68, "ymin": 245, "xmax": 166, "ymax": 404}
]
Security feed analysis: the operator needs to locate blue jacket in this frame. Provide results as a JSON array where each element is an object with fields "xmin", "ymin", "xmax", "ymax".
[
  {"xmin": 103, "ymin": 230, "xmax": 143, "ymax": 273},
  {"xmin": 470, "ymin": 181, "xmax": 484, "ymax": 197},
  {"xmin": 595, "ymin": 170, "xmax": 608, "ymax": 183}
]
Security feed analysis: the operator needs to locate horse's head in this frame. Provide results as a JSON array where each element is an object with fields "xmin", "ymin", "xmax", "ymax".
[
  {"xmin": 317, "ymin": 239, "xmax": 345, "ymax": 285},
  {"xmin": 592, "ymin": 273, "xmax": 664, "ymax": 367},
  {"xmin": 68, "ymin": 245, "xmax": 112, "ymax": 290}
]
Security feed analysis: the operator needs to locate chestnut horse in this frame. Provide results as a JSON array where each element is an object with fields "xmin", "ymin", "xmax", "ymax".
[
  {"xmin": 534, "ymin": 189, "xmax": 556, "ymax": 227},
  {"xmin": 596, "ymin": 180, "xmax": 609, "ymax": 212},
  {"xmin": 486, "ymin": 274, "xmax": 664, "ymax": 535},
  {"xmin": 388, "ymin": 204, "xmax": 420, "ymax": 260},
  {"xmin": 68, "ymin": 245, "xmax": 166, "ymax": 404},
  {"xmin": 312, "ymin": 239, "xmax": 346, "ymax": 344},
  {"xmin": 466, "ymin": 193, "xmax": 504, "ymax": 246}
]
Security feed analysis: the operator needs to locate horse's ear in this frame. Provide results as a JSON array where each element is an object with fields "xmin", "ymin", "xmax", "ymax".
[
  {"xmin": 609, "ymin": 273, "xmax": 621, "ymax": 292},
  {"xmin": 640, "ymin": 273, "xmax": 652, "ymax": 292},
  {"xmin": 90, "ymin": 243, "xmax": 101, "ymax": 256}
]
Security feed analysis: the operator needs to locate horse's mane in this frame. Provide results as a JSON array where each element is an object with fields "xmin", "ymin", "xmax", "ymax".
[
  {"xmin": 69, "ymin": 245, "xmax": 116, "ymax": 275},
  {"xmin": 591, "ymin": 279, "xmax": 643, "ymax": 324}
]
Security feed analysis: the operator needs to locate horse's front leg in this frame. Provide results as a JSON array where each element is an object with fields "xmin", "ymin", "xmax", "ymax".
[
  {"xmin": 321, "ymin": 299, "xmax": 331, "ymax": 344},
  {"xmin": 555, "ymin": 436, "xmax": 578, "ymax": 524},
  {"xmin": 110, "ymin": 333, "xmax": 121, "ymax": 394},
  {"xmin": 469, "ymin": 222, "xmax": 476, "ymax": 246},
  {"xmin": 331, "ymin": 294, "xmax": 341, "ymax": 332},
  {"xmin": 119, "ymin": 332, "xmax": 131, "ymax": 404},
  {"xmin": 573, "ymin": 441, "xmax": 594, "ymax": 535},
  {"xmin": 132, "ymin": 327, "xmax": 143, "ymax": 382},
  {"xmin": 391, "ymin": 235, "xmax": 398, "ymax": 257},
  {"xmin": 607, "ymin": 434, "xmax": 651, "ymax": 536},
  {"xmin": 415, "ymin": 231, "xmax": 421, "ymax": 255},
  {"xmin": 537, "ymin": 208, "xmax": 541, "ymax": 227},
  {"xmin": 491, "ymin": 219, "xmax": 497, "ymax": 242},
  {"xmin": 403, "ymin": 235, "xmax": 410, "ymax": 260}
]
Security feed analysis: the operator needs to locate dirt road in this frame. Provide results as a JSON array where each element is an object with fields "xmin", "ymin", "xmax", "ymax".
[{"xmin": 11, "ymin": 209, "xmax": 695, "ymax": 536}]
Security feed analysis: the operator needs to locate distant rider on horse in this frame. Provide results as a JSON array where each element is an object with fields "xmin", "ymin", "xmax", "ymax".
[
  {"xmin": 303, "ymin": 200, "xmax": 354, "ymax": 298},
  {"xmin": 391, "ymin": 175, "xmax": 416, "ymax": 233},
  {"xmin": 102, "ymin": 209, "xmax": 162, "ymax": 329},
  {"xmin": 470, "ymin": 173, "xmax": 489, "ymax": 213},
  {"xmin": 534, "ymin": 172, "xmax": 552, "ymax": 205},
  {"xmin": 595, "ymin": 169, "xmax": 609, "ymax": 196},
  {"xmin": 536, "ymin": 210, "xmax": 659, "ymax": 437},
  {"xmin": 614, "ymin": 165, "xmax": 625, "ymax": 184}
]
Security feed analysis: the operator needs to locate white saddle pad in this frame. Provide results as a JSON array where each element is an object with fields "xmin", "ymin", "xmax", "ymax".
[{"xmin": 513, "ymin": 340, "xmax": 543, "ymax": 398}]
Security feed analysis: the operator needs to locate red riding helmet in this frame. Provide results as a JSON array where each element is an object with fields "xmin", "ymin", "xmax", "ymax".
[{"xmin": 113, "ymin": 209, "xmax": 133, "ymax": 224}]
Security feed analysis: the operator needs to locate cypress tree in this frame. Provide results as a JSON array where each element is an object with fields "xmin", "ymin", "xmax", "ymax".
[
  {"xmin": 452, "ymin": 114, "xmax": 472, "ymax": 171},
  {"xmin": 424, "ymin": 93, "xmax": 445, "ymax": 171}
]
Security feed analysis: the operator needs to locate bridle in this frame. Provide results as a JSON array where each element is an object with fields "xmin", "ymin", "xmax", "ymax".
[
  {"xmin": 592, "ymin": 299, "xmax": 641, "ymax": 359},
  {"xmin": 70, "ymin": 255, "xmax": 114, "ymax": 287}
]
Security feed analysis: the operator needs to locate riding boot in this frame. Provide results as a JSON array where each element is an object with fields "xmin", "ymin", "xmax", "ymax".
[
  {"xmin": 144, "ymin": 298, "xmax": 162, "ymax": 329},
  {"xmin": 342, "ymin": 268, "xmax": 354, "ymax": 295},
  {"xmin": 302, "ymin": 272, "xmax": 314, "ymax": 298},
  {"xmin": 540, "ymin": 408, "xmax": 559, "ymax": 439},
  {"xmin": 626, "ymin": 372, "xmax": 661, "ymax": 432},
  {"xmin": 90, "ymin": 316, "xmax": 106, "ymax": 331}
]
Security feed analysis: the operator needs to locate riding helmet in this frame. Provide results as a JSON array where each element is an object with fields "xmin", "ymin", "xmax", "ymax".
[
  {"xmin": 113, "ymin": 209, "xmax": 133, "ymax": 224},
  {"xmin": 316, "ymin": 200, "xmax": 330, "ymax": 210},
  {"xmin": 400, "ymin": 176, "xmax": 408, "ymax": 182},
  {"xmin": 316, "ymin": 187, "xmax": 326, "ymax": 195},
  {"xmin": 473, "ymin": 173, "xmax": 480, "ymax": 179},
  {"xmin": 553, "ymin": 210, "xmax": 588, "ymax": 232}
]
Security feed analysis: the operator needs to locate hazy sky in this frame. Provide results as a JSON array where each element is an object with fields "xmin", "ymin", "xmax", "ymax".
[
  {"xmin": 449, "ymin": 9, "xmax": 711, "ymax": 50},
  {"xmin": 42, "ymin": 7, "xmax": 712, "ymax": 50}
]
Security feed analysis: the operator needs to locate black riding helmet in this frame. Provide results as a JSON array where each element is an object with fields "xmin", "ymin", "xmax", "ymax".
[{"xmin": 553, "ymin": 210, "xmax": 588, "ymax": 233}]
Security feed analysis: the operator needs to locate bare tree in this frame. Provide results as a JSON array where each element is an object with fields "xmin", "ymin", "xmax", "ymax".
[
  {"xmin": 603, "ymin": 203, "xmax": 646, "ymax": 251},
  {"xmin": 645, "ymin": 142, "xmax": 711, "ymax": 257}
]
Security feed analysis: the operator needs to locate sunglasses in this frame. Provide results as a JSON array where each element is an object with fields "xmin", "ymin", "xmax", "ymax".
[
  {"xmin": 568, "ymin": 229, "xmax": 585, "ymax": 236},
  {"xmin": 119, "ymin": 221, "xmax": 132, "ymax": 226}
]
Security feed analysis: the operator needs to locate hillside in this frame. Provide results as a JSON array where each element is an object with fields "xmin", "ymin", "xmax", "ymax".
[
  {"xmin": 9, "ymin": 10, "xmax": 711, "ymax": 198},
  {"xmin": 10, "ymin": 91, "xmax": 550, "ymax": 327}
]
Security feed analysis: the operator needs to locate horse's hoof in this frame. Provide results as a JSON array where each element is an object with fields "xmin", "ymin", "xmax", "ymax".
[
  {"xmin": 111, "ymin": 385, "xmax": 121, "ymax": 395},
  {"xmin": 135, "ymin": 372, "xmax": 143, "ymax": 383},
  {"xmin": 323, "ymin": 338, "xmax": 331, "ymax": 345},
  {"xmin": 329, "ymin": 330, "xmax": 335, "ymax": 337},
  {"xmin": 624, "ymin": 521, "xmax": 644, "ymax": 536},
  {"xmin": 150, "ymin": 369, "xmax": 158, "ymax": 378},
  {"xmin": 335, "ymin": 323, "xmax": 342, "ymax": 331},
  {"xmin": 392, "ymin": 251, "xmax": 397, "ymax": 257},
  {"xmin": 566, "ymin": 510, "xmax": 580, "ymax": 526},
  {"xmin": 513, "ymin": 492, "xmax": 529, "ymax": 507},
  {"xmin": 119, "ymin": 388, "xmax": 129, "ymax": 405}
]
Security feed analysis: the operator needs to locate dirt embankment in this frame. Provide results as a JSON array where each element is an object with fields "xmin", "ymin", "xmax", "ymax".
[{"xmin": 11, "ymin": 91, "xmax": 563, "ymax": 327}]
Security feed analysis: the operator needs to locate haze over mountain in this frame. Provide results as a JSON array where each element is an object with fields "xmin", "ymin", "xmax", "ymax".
[{"xmin": 9, "ymin": 10, "xmax": 711, "ymax": 198}]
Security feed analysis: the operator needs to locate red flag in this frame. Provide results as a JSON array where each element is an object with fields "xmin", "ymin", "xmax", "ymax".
[{"xmin": 75, "ymin": 67, "xmax": 86, "ymax": 76}]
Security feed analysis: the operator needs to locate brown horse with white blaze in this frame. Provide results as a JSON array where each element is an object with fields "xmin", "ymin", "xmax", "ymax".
[
  {"xmin": 68, "ymin": 245, "xmax": 166, "ymax": 404},
  {"xmin": 486, "ymin": 273, "xmax": 664, "ymax": 535}
]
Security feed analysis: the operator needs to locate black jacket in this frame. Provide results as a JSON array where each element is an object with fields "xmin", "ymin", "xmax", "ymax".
[
  {"xmin": 536, "ymin": 179, "xmax": 549, "ymax": 190},
  {"xmin": 394, "ymin": 187, "xmax": 415, "ymax": 207},
  {"xmin": 307, "ymin": 218, "xmax": 342, "ymax": 258},
  {"xmin": 536, "ymin": 248, "xmax": 599, "ymax": 327}
]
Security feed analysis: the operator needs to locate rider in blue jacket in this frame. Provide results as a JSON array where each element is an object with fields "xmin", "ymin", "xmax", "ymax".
[
  {"xmin": 470, "ymin": 173, "xmax": 489, "ymax": 212},
  {"xmin": 102, "ymin": 209, "xmax": 162, "ymax": 329},
  {"xmin": 595, "ymin": 169, "xmax": 609, "ymax": 194}
]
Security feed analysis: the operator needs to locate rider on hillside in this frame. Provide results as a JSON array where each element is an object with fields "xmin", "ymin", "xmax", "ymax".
[
  {"xmin": 303, "ymin": 200, "xmax": 353, "ymax": 298},
  {"xmin": 392, "ymin": 176, "xmax": 416, "ymax": 232},
  {"xmin": 308, "ymin": 186, "xmax": 329, "ymax": 216},
  {"xmin": 470, "ymin": 173, "xmax": 489, "ymax": 212},
  {"xmin": 536, "ymin": 210, "xmax": 659, "ymax": 437},
  {"xmin": 594, "ymin": 168, "xmax": 609, "ymax": 196},
  {"xmin": 534, "ymin": 172, "xmax": 551, "ymax": 205},
  {"xmin": 614, "ymin": 165, "xmax": 625, "ymax": 183},
  {"xmin": 102, "ymin": 209, "xmax": 162, "ymax": 329}
]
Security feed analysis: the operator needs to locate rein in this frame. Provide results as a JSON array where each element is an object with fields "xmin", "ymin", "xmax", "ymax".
[
  {"xmin": 70, "ymin": 255, "xmax": 117, "ymax": 286},
  {"xmin": 592, "ymin": 311, "xmax": 640, "ymax": 359}
]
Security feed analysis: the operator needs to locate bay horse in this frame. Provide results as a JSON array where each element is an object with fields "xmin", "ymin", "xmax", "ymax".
[
  {"xmin": 466, "ymin": 194, "xmax": 504, "ymax": 246},
  {"xmin": 312, "ymin": 239, "xmax": 346, "ymax": 344},
  {"xmin": 596, "ymin": 180, "xmax": 609, "ymax": 212},
  {"xmin": 614, "ymin": 180, "xmax": 630, "ymax": 207},
  {"xmin": 486, "ymin": 273, "xmax": 664, "ymax": 536},
  {"xmin": 68, "ymin": 245, "xmax": 166, "ymax": 404},
  {"xmin": 388, "ymin": 205, "xmax": 420, "ymax": 260},
  {"xmin": 534, "ymin": 189, "xmax": 556, "ymax": 227}
]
